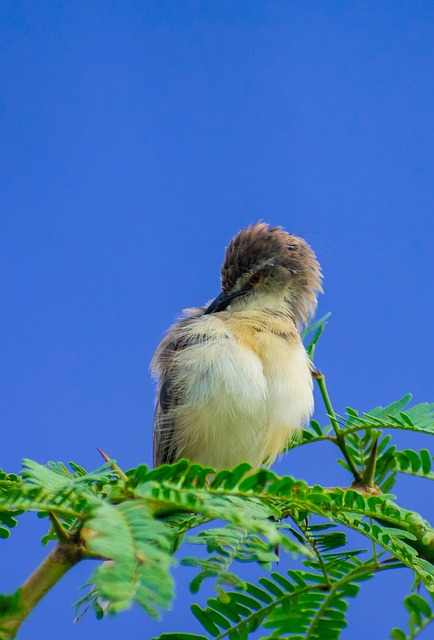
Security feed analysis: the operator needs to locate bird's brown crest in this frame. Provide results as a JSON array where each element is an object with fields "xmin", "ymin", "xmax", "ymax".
[{"xmin": 221, "ymin": 222, "xmax": 322, "ymax": 325}]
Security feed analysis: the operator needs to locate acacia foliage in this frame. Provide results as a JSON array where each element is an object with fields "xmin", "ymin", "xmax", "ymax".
[{"xmin": 0, "ymin": 320, "xmax": 433, "ymax": 639}]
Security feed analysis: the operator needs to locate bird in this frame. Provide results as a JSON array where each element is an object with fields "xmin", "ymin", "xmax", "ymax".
[{"xmin": 151, "ymin": 222, "xmax": 322, "ymax": 471}]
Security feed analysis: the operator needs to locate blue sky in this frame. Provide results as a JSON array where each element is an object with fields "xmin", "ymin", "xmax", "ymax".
[{"xmin": 1, "ymin": 2, "xmax": 434, "ymax": 638}]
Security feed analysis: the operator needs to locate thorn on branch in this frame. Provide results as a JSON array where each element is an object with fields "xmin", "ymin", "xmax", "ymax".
[{"xmin": 96, "ymin": 447, "xmax": 128, "ymax": 481}]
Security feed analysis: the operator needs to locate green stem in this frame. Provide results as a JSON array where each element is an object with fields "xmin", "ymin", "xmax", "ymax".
[
  {"xmin": 369, "ymin": 517, "xmax": 380, "ymax": 568},
  {"xmin": 294, "ymin": 517, "xmax": 331, "ymax": 588},
  {"xmin": 48, "ymin": 512, "xmax": 70, "ymax": 543},
  {"xmin": 0, "ymin": 539, "xmax": 83, "ymax": 638},
  {"xmin": 312, "ymin": 369, "xmax": 363, "ymax": 483},
  {"xmin": 312, "ymin": 369, "xmax": 341, "ymax": 437},
  {"xmin": 362, "ymin": 438, "xmax": 378, "ymax": 488}
]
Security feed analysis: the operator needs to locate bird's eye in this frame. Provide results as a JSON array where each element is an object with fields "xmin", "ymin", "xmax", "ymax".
[{"xmin": 249, "ymin": 272, "xmax": 263, "ymax": 285}]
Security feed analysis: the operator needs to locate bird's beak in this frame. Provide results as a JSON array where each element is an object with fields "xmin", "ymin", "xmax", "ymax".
[{"xmin": 203, "ymin": 289, "xmax": 246, "ymax": 314}]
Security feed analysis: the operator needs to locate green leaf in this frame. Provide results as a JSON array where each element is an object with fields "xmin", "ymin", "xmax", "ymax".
[
  {"xmin": 334, "ymin": 396, "xmax": 434, "ymax": 441},
  {"xmin": 388, "ymin": 592, "xmax": 434, "ymax": 639},
  {"xmin": 310, "ymin": 420, "xmax": 324, "ymax": 437},
  {"xmin": 191, "ymin": 559, "xmax": 374, "ymax": 640},
  {"xmin": 191, "ymin": 603, "xmax": 221, "ymax": 636},
  {"xmin": 420, "ymin": 449, "xmax": 432, "ymax": 475},
  {"xmin": 81, "ymin": 501, "xmax": 174, "ymax": 618},
  {"xmin": 301, "ymin": 312, "xmax": 331, "ymax": 341},
  {"xmin": 404, "ymin": 593, "xmax": 432, "ymax": 618}
]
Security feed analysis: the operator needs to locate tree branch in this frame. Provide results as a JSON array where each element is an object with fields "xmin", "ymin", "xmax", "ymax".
[{"xmin": 0, "ymin": 537, "xmax": 83, "ymax": 638}]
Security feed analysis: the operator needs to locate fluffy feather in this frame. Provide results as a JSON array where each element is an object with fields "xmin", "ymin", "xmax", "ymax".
[{"xmin": 151, "ymin": 222, "xmax": 322, "ymax": 470}]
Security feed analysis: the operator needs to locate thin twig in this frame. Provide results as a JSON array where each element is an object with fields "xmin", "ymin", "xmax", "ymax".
[
  {"xmin": 362, "ymin": 438, "xmax": 379, "ymax": 488},
  {"xmin": 48, "ymin": 512, "xmax": 70, "ymax": 543},
  {"xmin": 96, "ymin": 447, "xmax": 129, "ymax": 482},
  {"xmin": 312, "ymin": 368, "xmax": 363, "ymax": 483}
]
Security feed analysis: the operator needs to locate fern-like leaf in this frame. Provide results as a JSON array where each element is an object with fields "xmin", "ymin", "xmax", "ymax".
[
  {"xmin": 0, "ymin": 469, "xmax": 24, "ymax": 538},
  {"xmin": 190, "ymin": 557, "xmax": 381, "ymax": 639},
  {"xmin": 182, "ymin": 527, "xmax": 279, "ymax": 594},
  {"xmin": 389, "ymin": 593, "xmax": 434, "ymax": 639},
  {"xmin": 337, "ymin": 397, "xmax": 434, "ymax": 437},
  {"xmin": 79, "ymin": 500, "xmax": 175, "ymax": 618}
]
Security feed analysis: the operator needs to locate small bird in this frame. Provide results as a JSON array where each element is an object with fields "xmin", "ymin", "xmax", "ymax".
[{"xmin": 151, "ymin": 222, "xmax": 322, "ymax": 471}]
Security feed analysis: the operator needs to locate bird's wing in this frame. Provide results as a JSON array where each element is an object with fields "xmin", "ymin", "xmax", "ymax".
[
  {"xmin": 152, "ymin": 336, "xmax": 183, "ymax": 467},
  {"xmin": 151, "ymin": 310, "xmax": 205, "ymax": 467}
]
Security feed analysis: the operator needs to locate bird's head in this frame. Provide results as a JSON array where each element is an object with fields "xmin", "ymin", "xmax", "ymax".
[{"xmin": 204, "ymin": 222, "xmax": 322, "ymax": 327}]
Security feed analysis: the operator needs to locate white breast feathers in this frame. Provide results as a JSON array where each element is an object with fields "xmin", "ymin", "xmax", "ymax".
[{"xmin": 151, "ymin": 310, "xmax": 313, "ymax": 470}]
